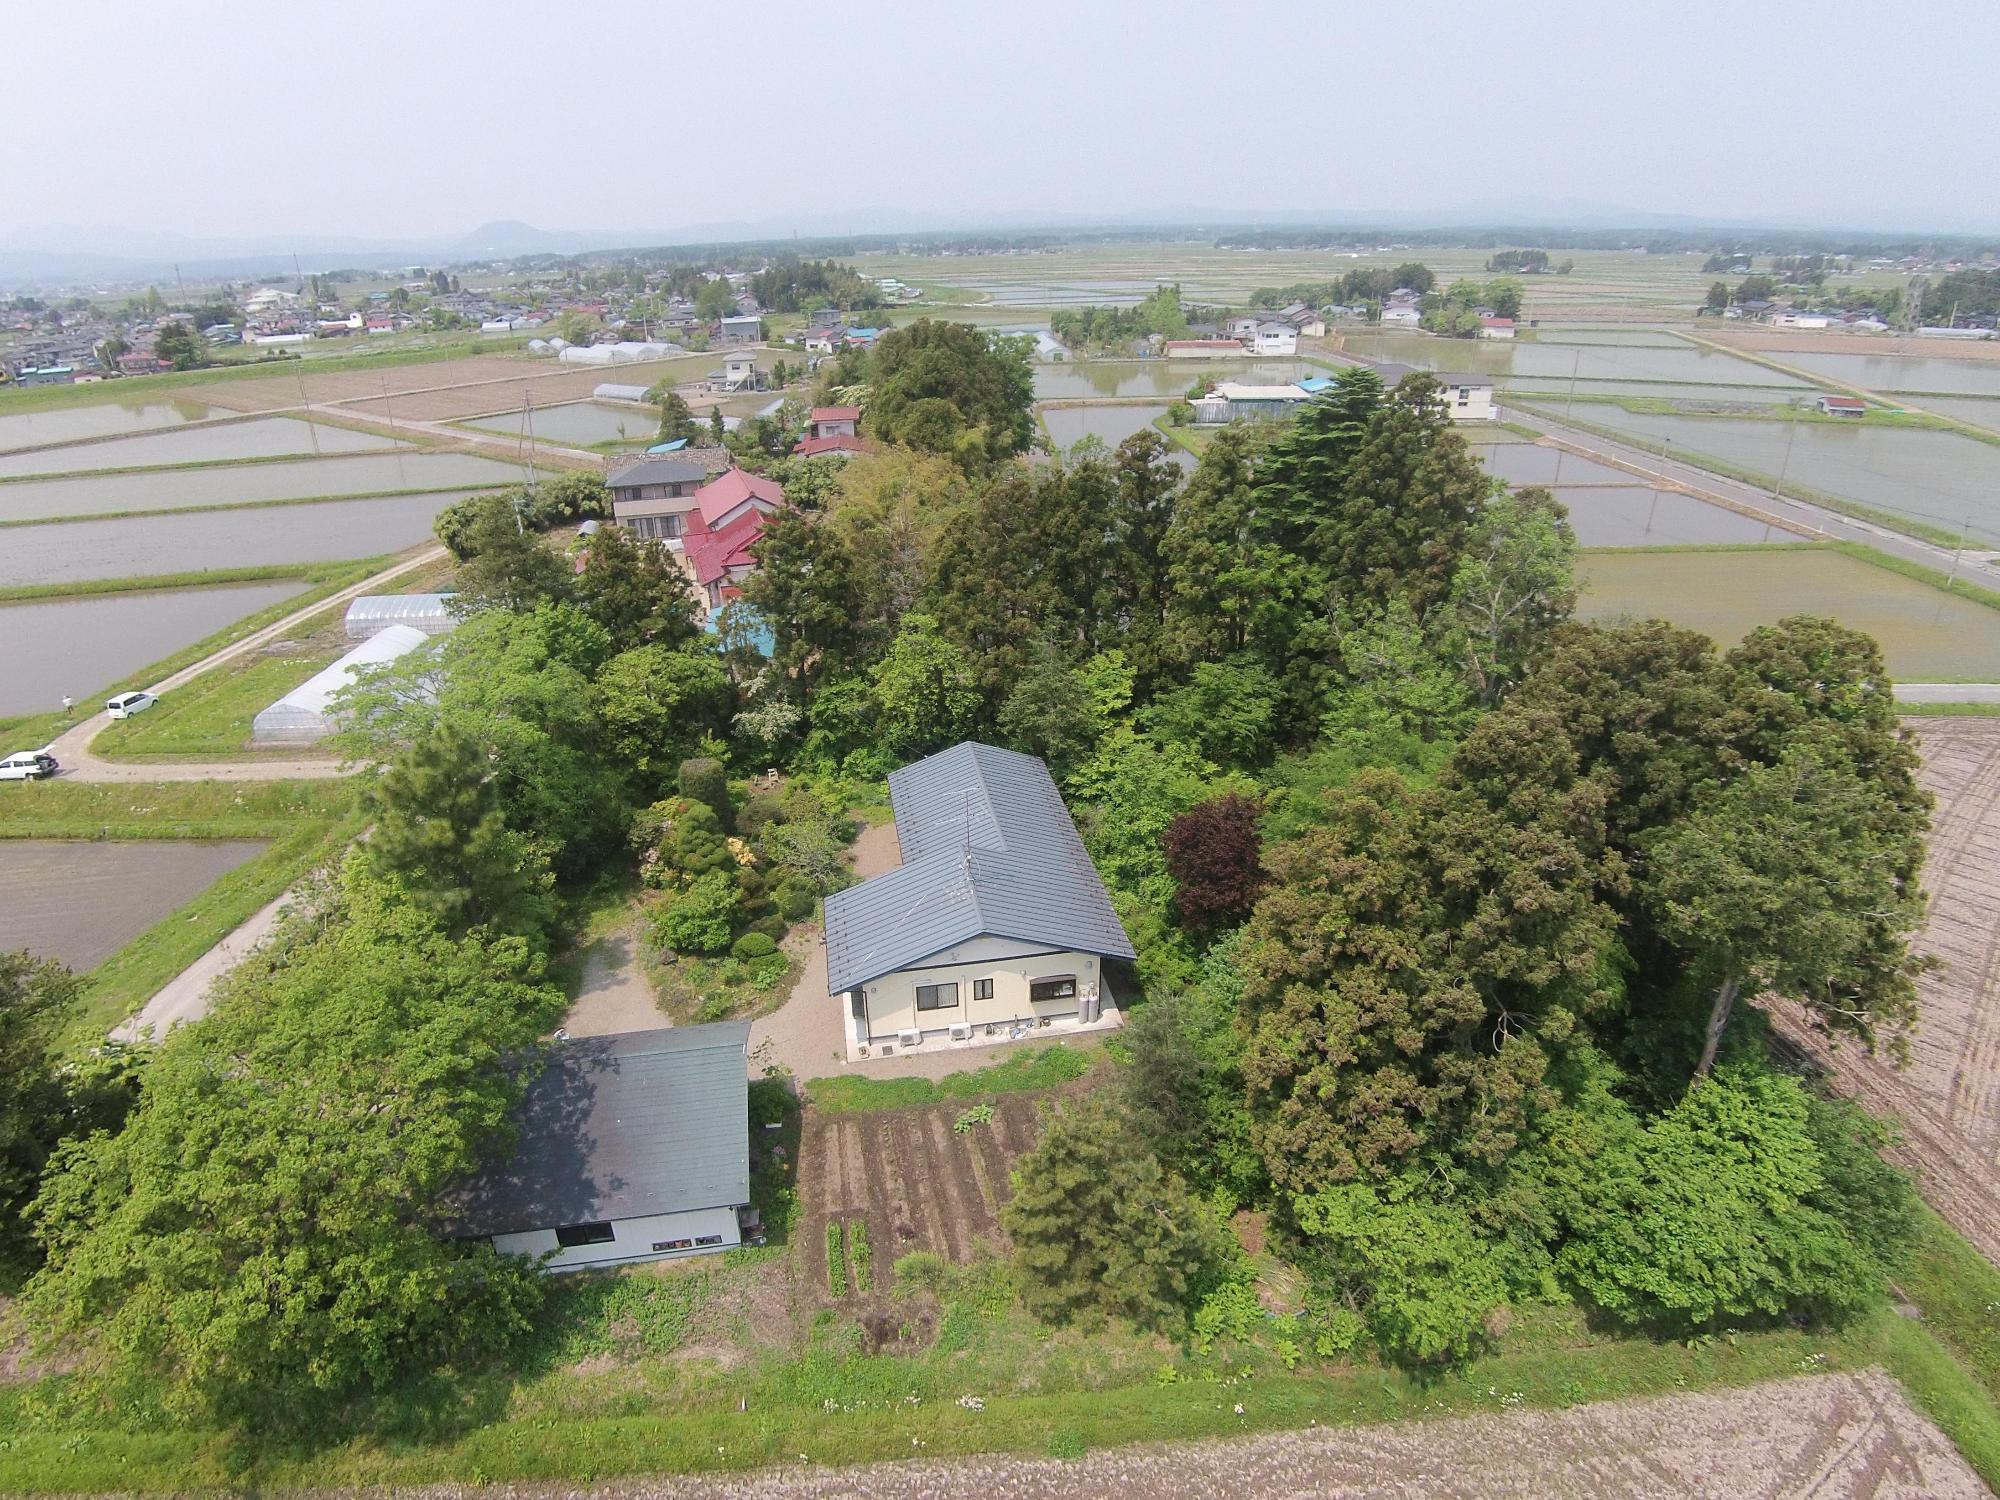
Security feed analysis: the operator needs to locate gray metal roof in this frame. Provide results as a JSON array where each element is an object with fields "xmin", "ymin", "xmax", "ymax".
[
  {"xmin": 453, "ymin": 1022, "xmax": 750, "ymax": 1237},
  {"xmin": 823, "ymin": 742, "xmax": 1135, "ymax": 995},
  {"xmin": 609, "ymin": 457, "xmax": 709, "ymax": 489}
]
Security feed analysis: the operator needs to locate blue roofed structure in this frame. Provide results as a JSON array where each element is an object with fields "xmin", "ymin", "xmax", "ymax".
[{"xmin": 823, "ymin": 743, "xmax": 1134, "ymax": 1058}]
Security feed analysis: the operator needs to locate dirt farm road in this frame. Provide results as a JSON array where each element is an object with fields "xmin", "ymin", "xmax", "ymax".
[
  {"xmin": 1778, "ymin": 716, "xmax": 2000, "ymax": 1262},
  {"xmin": 43, "ymin": 547, "xmax": 444, "ymax": 783},
  {"xmin": 325, "ymin": 1369, "xmax": 1984, "ymax": 1500}
]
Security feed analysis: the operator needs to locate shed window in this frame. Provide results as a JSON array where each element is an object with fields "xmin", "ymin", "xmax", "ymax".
[
  {"xmin": 973, "ymin": 978, "xmax": 994, "ymax": 1000},
  {"xmin": 1030, "ymin": 976, "xmax": 1077, "ymax": 1003},
  {"xmin": 652, "ymin": 1237, "xmax": 694, "ymax": 1251},
  {"xmin": 916, "ymin": 982, "xmax": 959, "ymax": 1011},
  {"xmin": 556, "ymin": 1221, "xmax": 615, "ymax": 1247},
  {"xmin": 695, "ymin": 1234, "xmax": 725, "ymax": 1246}
]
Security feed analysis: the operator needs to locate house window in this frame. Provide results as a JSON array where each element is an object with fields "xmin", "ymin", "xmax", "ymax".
[
  {"xmin": 652, "ymin": 1237, "xmax": 694, "ymax": 1252},
  {"xmin": 973, "ymin": 978, "xmax": 994, "ymax": 1001},
  {"xmin": 1030, "ymin": 976, "xmax": 1077, "ymax": 1003},
  {"xmin": 695, "ymin": 1234, "xmax": 725, "ymax": 1246},
  {"xmin": 916, "ymin": 982, "xmax": 959, "ymax": 1011},
  {"xmin": 556, "ymin": 1221, "xmax": 615, "ymax": 1247}
]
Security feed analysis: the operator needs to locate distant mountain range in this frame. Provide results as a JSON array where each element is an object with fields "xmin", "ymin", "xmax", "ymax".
[{"xmin": 2, "ymin": 201, "xmax": 1991, "ymax": 290}]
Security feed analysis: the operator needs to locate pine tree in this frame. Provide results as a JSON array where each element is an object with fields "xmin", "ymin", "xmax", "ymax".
[{"xmin": 1003, "ymin": 1091, "xmax": 1216, "ymax": 1331}]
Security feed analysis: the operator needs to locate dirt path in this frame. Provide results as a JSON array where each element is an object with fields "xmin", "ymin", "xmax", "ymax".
[
  {"xmin": 107, "ymin": 886, "xmax": 296, "ymax": 1042},
  {"xmin": 315, "ymin": 1369, "xmax": 1985, "ymax": 1499},
  {"xmin": 42, "ymin": 548, "xmax": 443, "ymax": 783},
  {"xmin": 1777, "ymin": 716, "xmax": 2000, "ymax": 1259},
  {"xmin": 562, "ymin": 929, "xmax": 668, "ymax": 1037}
]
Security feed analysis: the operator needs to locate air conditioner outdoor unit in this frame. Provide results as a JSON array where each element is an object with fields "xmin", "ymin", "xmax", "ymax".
[
  {"xmin": 948, "ymin": 1023, "xmax": 973, "ymax": 1041},
  {"xmin": 898, "ymin": 1030, "xmax": 922, "ymax": 1050}
]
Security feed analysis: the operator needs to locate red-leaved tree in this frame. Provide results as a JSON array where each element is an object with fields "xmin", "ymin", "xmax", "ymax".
[{"xmin": 1163, "ymin": 793, "xmax": 1267, "ymax": 936}]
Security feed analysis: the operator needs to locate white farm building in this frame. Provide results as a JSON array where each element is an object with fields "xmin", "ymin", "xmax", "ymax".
[{"xmin": 250, "ymin": 624, "xmax": 428, "ymax": 746}]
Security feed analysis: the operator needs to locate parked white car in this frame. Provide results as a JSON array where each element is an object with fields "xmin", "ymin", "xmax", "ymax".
[
  {"xmin": 0, "ymin": 749, "xmax": 59, "ymax": 781},
  {"xmin": 106, "ymin": 690, "xmax": 157, "ymax": 719}
]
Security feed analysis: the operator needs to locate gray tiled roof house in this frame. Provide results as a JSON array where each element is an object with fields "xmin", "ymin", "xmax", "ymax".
[
  {"xmin": 453, "ymin": 1022, "xmax": 751, "ymax": 1238},
  {"xmin": 823, "ymin": 742, "xmax": 1136, "ymax": 997}
]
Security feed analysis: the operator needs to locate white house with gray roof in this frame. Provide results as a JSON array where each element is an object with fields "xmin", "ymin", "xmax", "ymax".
[
  {"xmin": 823, "ymin": 742, "xmax": 1136, "ymax": 1061},
  {"xmin": 454, "ymin": 1022, "xmax": 753, "ymax": 1271}
]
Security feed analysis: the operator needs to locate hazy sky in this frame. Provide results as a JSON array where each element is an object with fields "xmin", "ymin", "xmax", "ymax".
[{"xmin": 5, "ymin": 0, "xmax": 1991, "ymax": 245}]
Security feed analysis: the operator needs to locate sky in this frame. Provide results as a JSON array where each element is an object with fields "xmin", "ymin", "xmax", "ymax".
[{"xmin": 4, "ymin": 0, "xmax": 1993, "ymax": 249}]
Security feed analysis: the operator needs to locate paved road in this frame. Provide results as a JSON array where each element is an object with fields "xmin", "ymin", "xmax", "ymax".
[
  {"xmin": 44, "ymin": 547, "xmax": 443, "ymax": 783},
  {"xmin": 1503, "ymin": 403, "xmax": 2000, "ymax": 586}
]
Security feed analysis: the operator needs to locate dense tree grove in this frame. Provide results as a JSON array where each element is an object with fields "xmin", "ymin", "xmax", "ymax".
[
  {"xmin": 7, "ymin": 324, "xmax": 1943, "ymax": 1432},
  {"xmin": 747, "ymin": 256, "xmax": 883, "ymax": 313}
]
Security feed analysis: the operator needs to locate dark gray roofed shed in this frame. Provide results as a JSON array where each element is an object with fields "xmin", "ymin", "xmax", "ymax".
[
  {"xmin": 610, "ymin": 457, "xmax": 709, "ymax": 490},
  {"xmin": 823, "ymin": 742, "xmax": 1135, "ymax": 996},
  {"xmin": 454, "ymin": 1022, "xmax": 750, "ymax": 1238}
]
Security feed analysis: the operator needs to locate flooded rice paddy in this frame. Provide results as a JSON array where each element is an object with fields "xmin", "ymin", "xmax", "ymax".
[
  {"xmin": 1901, "ymin": 395, "xmax": 2000, "ymax": 434},
  {"xmin": 0, "ymin": 450, "xmax": 524, "ymax": 522},
  {"xmin": 1578, "ymin": 548, "xmax": 2000, "ymax": 680},
  {"xmin": 1551, "ymin": 408, "xmax": 2000, "ymax": 543},
  {"xmin": 459, "ymin": 400, "xmax": 663, "ymax": 446},
  {"xmin": 1033, "ymin": 361, "xmax": 1317, "ymax": 399},
  {"xmin": 1559, "ymin": 486, "xmax": 1785, "ymax": 548},
  {"xmin": 0, "ymin": 839, "xmax": 269, "ymax": 972},
  {"xmin": 0, "ymin": 491, "xmax": 483, "ymax": 587},
  {"xmin": 1767, "ymin": 351, "xmax": 2000, "ymax": 397},
  {"xmin": 0, "ymin": 416, "xmax": 397, "ymax": 476},
  {"xmin": 1479, "ymin": 444, "xmax": 1636, "ymax": 487},
  {"xmin": 0, "ymin": 580, "xmax": 307, "ymax": 715},
  {"xmin": 1499, "ymin": 379, "xmax": 1798, "ymax": 405},
  {"xmin": 1042, "ymin": 403, "xmax": 1172, "ymax": 448},
  {"xmin": 1334, "ymin": 331, "xmax": 1810, "ymax": 386},
  {"xmin": 0, "ymin": 398, "xmax": 224, "ymax": 453}
]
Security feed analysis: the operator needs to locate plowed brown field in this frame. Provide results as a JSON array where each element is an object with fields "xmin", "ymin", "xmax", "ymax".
[
  {"xmin": 802, "ymin": 1094, "xmax": 1045, "ymax": 1296},
  {"xmin": 190, "ymin": 354, "xmax": 710, "ymax": 422},
  {"xmin": 1776, "ymin": 716, "xmax": 2000, "ymax": 1259}
]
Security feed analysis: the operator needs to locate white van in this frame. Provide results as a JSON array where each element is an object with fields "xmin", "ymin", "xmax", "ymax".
[
  {"xmin": 106, "ymin": 690, "xmax": 157, "ymax": 719},
  {"xmin": 0, "ymin": 750, "xmax": 59, "ymax": 781}
]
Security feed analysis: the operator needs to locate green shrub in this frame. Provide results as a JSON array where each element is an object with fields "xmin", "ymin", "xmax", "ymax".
[
  {"xmin": 849, "ymin": 1220, "xmax": 873, "ymax": 1292},
  {"xmin": 827, "ymin": 1221, "xmax": 847, "ymax": 1296},
  {"xmin": 748, "ymin": 913, "xmax": 789, "ymax": 940},
  {"xmin": 652, "ymin": 870, "xmax": 739, "ymax": 956},
  {"xmin": 894, "ymin": 1250, "xmax": 949, "ymax": 1293},
  {"xmin": 678, "ymin": 757, "xmax": 732, "ymax": 830},
  {"xmin": 776, "ymin": 881, "xmax": 816, "ymax": 921},
  {"xmin": 747, "ymin": 953, "xmax": 791, "ymax": 989},
  {"xmin": 739, "ymin": 791, "xmax": 787, "ymax": 837},
  {"xmin": 730, "ymin": 931, "xmax": 778, "ymax": 960}
]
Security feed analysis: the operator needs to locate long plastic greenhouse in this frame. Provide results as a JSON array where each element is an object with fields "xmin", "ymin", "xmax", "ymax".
[
  {"xmin": 251, "ymin": 625, "xmax": 429, "ymax": 746},
  {"xmin": 342, "ymin": 593, "xmax": 459, "ymax": 642}
]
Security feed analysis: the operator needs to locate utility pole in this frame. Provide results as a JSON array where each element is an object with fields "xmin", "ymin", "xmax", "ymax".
[
  {"xmin": 1564, "ymin": 344, "xmax": 1582, "ymax": 422},
  {"xmin": 1772, "ymin": 401, "xmax": 1800, "ymax": 506}
]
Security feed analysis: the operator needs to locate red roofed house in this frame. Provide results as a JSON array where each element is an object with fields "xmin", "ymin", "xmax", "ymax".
[
  {"xmin": 808, "ymin": 406, "xmax": 860, "ymax": 439},
  {"xmin": 792, "ymin": 432, "xmax": 873, "ymax": 459},
  {"xmin": 677, "ymin": 467, "xmax": 786, "ymax": 613},
  {"xmin": 1478, "ymin": 316, "xmax": 1516, "ymax": 340}
]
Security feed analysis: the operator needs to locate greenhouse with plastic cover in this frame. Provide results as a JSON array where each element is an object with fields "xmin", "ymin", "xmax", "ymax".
[
  {"xmin": 251, "ymin": 625, "xmax": 430, "ymax": 746},
  {"xmin": 342, "ymin": 593, "xmax": 459, "ymax": 642}
]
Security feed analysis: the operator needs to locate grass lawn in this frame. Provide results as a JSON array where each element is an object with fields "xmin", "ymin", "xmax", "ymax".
[
  {"xmin": 93, "ymin": 649, "xmax": 344, "ymax": 761},
  {"xmin": 0, "ymin": 778, "xmax": 361, "ymax": 1040},
  {"xmin": 806, "ymin": 1043, "xmax": 1095, "ymax": 1113},
  {"xmin": 3, "ymin": 1262, "xmax": 1995, "ymax": 1493}
]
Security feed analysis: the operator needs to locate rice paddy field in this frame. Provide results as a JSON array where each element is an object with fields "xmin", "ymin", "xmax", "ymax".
[
  {"xmin": 1577, "ymin": 548, "xmax": 2000, "ymax": 680},
  {"xmin": 0, "ymin": 414, "xmax": 395, "ymax": 475},
  {"xmin": 0, "ymin": 449, "xmax": 522, "ymax": 522},
  {"xmin": 459, "ymin": 399, "xmax": 667, "ymax": 447},
  {"xmin": 0, "ymin": 491, "xmax": 483, "ymax": 587}
]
